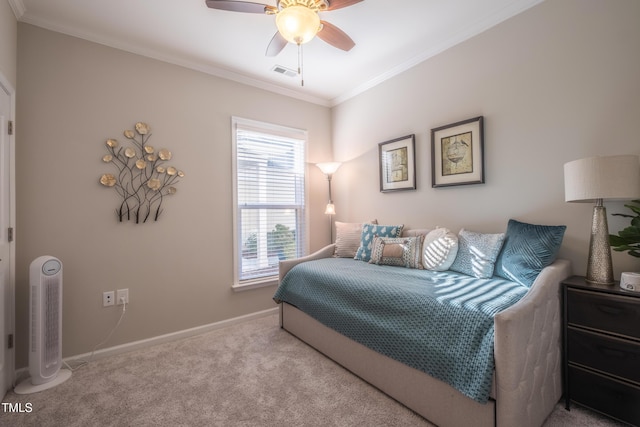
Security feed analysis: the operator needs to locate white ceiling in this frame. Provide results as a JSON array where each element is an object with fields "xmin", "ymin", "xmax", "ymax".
[{"xmin": 12, "ymin": 0, "xmax": 543, "ymax": 106}]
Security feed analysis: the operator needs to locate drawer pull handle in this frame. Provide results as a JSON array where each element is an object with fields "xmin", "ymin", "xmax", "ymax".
[
  {"xmin": 596, "ymin": 305, "xmax": 623, "ymax": 316},
  {"xmin": 598, "ymin": 345, "xmax": 628, "ymax": 359}
]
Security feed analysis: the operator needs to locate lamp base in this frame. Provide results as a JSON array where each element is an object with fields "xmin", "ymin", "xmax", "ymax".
[{"xmin": 586, "ymin": 203, "xmax": 614, "ymax": 285}]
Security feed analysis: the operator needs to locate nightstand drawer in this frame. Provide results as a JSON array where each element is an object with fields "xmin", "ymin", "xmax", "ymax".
[
  {"xmin": 567, "ymin": 288, "xmax": 640, "ymax": 340},
  {"xmin": 568, "ymin": 327, "xmax": 640, "ymax": 384},
  {"xmin": 569, "ymin": 366, "xmax": 640, "ymax": 426}
]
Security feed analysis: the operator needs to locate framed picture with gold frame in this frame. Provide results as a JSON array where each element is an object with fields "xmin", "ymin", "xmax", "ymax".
[
  {"xmin": 379, "ymin": 134, "xmax": 416, "ymax": 192},
  {"xmin": 431, "ymin": 116, "xmax": 484, "ymax": 188}
]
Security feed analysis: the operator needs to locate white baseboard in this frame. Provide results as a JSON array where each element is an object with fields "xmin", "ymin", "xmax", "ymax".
[{"xmin": 15, "ymin": 307, "xmax": 279, "ymax": 379}]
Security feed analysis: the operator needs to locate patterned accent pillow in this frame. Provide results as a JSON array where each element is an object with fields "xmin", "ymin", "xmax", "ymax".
[
  {"xmin": 369, "ymin": 235, "xmax": 424, "ymax": 269},
  {"xmin": 449, "ymin": 229, "xmax": 505, "ymax": 278},
  {"xmin": 422, "ymin": 228, "xmax": 459, "ymax": 271},
  {"xmin": 494, "ymin": 219, "xmax": 566, "ymax": 287},
  {"xmin": 334, "ymin": 220, "xmax": 378, "ymax": 258},
  {"xmin": 354, "ymin": 224, "xmax": 404, "ymax": 262}
]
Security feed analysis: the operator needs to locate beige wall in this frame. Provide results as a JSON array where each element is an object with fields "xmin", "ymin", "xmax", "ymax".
[
  {"xmin": 0, "ymin": 1, "xmax": 17, "ymax": 86},
  {"xmin": 14, "ymin": 0, "xmax": 640, "ymax": 369},
  {"xmin": 331, "ymin": 0, "xmax": 640, "ymax": 278},
  {"xmin": 16, "ymin": 24, "xmax": 333, "ymax": 367}
]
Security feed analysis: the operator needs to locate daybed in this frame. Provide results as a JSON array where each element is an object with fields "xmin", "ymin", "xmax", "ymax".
[{"xmin": 273, "ymin": 221, "xmax": 571, "ymax": 427}]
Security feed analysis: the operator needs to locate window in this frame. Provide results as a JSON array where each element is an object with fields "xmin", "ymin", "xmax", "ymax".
[{"xmin": 232, "ymin": 117, "xmax": 308, "ymax": 290}]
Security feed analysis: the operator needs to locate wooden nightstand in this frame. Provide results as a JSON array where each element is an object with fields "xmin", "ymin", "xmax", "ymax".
[{"xmin": 562, "ymin": 275, "xmax": 640, "ymax": 425}]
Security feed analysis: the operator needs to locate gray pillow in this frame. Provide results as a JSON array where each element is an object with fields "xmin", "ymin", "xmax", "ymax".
[{"xmin": 449, "ymin": 229, "xmax": 505, "ymax": 278}]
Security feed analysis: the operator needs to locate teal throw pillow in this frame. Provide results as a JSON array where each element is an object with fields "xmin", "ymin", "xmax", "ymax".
[
  {"xmin": 354, "ymin": 224, "xmax": 403, "ymax": 262},
  {"xmin": 449, "ymin": 229, "xmax": 505, "ymax": 278},
  {"xmin": 494, "ymin": 219, "xmax": 566, "ymax": 287}
]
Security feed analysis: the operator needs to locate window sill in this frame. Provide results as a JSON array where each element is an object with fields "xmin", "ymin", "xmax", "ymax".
[{"xmin": 232, "ymin": 277, "xmax": 279, "ymax": 292}]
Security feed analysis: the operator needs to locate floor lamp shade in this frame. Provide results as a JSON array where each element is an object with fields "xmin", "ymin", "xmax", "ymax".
[
  {"xmin": 316, "ymin": 162, "xmax": 342, "ymax": 176},
  {"xmin": 564, "ymin": 155, "xmax": 640, "ymax": 284}
]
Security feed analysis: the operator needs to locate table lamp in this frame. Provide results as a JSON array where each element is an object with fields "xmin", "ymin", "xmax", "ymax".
[{"xmin": 564, "ymin": 155, "xmax": 640, "ymax": 285}]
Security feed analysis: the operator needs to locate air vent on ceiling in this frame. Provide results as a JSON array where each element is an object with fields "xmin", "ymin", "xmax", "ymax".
[{"xmin": 272, "ymin": 65, "xmax": 297, "ymax": 78}]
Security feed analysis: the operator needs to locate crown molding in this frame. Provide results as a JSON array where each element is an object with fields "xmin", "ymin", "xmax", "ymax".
[
  {"xmin": 17, "ymin": 13, "xmax": 332, "ymax": 107},
  {"xmin": 16, "ymin": 0, "xmax": 544, "ymax": 108},
  {"xmin": 8, "ymin": 0, "xmax": 26, "ymax": 20},
  {"xmin": 330, "ymin": 0, "xmax": 544, "ymax": 106}
]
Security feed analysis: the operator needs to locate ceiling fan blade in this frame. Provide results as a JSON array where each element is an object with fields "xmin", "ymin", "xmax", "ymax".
[
  {"xmin": 266, "ymin": 31, "xmax": 288, "ymax": 57},
  {"xmin": 205, "ymin": 0, "xmax": 275, "ymax": 14},
  {"xmin": 326, "ymin": 0, "xmax": 363, "ymax": 11},
  {"xmin": 317, "ymin": 21, "xmax": 355, "ymax": 51}
]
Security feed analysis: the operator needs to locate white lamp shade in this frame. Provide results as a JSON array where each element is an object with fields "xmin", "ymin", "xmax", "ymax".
[
  {"xmin": 564, "ymin": 155, "xmax": 640, "ymax": 202},
  {"xmin": 324, "ymin": 203, "xmax": 336, "ymax": 215},
  {"xmin": 316, "ymin": 162, "xmax": 341, "ymax": 175},
  {"xmin": 276, "ymin": 6, "xmax": 320, "ymax": 45}
]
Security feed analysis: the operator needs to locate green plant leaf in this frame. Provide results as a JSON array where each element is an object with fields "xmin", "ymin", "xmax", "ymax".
[
  {"xmin": 619, "ymin": 227, "xmax": 640, "ymax": 241},
  {"xmin": 628, "ymin": 250, "xmax": 640, "ymax": 258},
  {"xmin": 609, "ymin": 235, "xmax": 628, "ymax": 246},
  {"xmin": 610, "ymin": 200, "xmax": 640, "ymax": 257}
]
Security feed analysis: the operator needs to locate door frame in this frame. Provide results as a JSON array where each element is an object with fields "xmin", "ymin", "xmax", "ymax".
[{"xmin": 0, "ymin": 71, "xmax": 16, "ymax": 396}]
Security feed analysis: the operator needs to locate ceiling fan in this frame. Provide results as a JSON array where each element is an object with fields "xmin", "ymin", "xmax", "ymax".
[{"xmin": 205, "ymin": 0, "xmax": 362, "ymax": 57}]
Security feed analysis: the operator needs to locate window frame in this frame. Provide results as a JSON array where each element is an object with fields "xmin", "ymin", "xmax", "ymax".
[{"xmin": 231, "ymin": 117, "xmax": 309, "ymax": 291}]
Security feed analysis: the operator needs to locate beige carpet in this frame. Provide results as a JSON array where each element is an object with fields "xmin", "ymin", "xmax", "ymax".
[{"xmin": 0, "ymin": 314, "xmax": 627, "ymax": 426}]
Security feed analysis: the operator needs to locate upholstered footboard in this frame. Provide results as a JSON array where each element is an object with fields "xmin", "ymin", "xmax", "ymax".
[
  {"xmin": 494, "ymin": 258, "xmax": 571, "ymax": 427},
  {"xmin": 278, "ymin": 246, "xmax": 572, "ymax": 427}
]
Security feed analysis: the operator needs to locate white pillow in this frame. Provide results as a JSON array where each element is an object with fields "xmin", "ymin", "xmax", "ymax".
[
  {"xmin": 334, "ymin": 220, "xmax": 377, "ymax": 258},
  {"xmin": 422, "ymin": 228, "xmax": 459, "ymax": 271}
]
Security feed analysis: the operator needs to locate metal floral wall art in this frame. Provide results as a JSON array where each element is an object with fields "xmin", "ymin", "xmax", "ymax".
[{"xmin": 99, "ymin": 122, "xmax": 185, "ymax": 223}]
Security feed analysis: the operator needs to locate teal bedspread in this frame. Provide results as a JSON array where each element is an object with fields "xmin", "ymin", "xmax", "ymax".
[{"xmin": 273, "ymin": 258, "xmax": 528, "ymax": 403}]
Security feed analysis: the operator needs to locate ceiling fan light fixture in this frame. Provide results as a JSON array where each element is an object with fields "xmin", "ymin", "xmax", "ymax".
[{"xmin": 276, "ymin": 5, "xmax": 321, "ymax": 45}]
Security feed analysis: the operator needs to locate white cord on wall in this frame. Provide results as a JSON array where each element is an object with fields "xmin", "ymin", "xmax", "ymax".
[{"xmin": 63, "ymin": 297, "xmax": 127, "ymax": 372}]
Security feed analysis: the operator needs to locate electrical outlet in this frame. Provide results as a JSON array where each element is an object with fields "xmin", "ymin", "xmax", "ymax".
[
  {"xmin": 103, "ymin": 291, "xmax": 115, "ymax": 307},
  {"xmin": 116, "ymin": 288, "xmax": 129, "ymax": 305}
]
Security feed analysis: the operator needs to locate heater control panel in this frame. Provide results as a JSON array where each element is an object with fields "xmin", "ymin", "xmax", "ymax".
[{"xmin": 42, "ymin": 259, "xmax": 61, "ymax": 276}]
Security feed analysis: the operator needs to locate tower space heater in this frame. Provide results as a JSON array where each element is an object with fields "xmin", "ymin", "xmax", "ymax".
[{"xmin": 15, "ymin": 256, "xmax": 71, "ymax": 394}]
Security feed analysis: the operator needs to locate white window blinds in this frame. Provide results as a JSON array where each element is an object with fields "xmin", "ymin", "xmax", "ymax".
[{"xmin": 232, "ymin": 118, "xmax": 307, "ymax": 286}]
